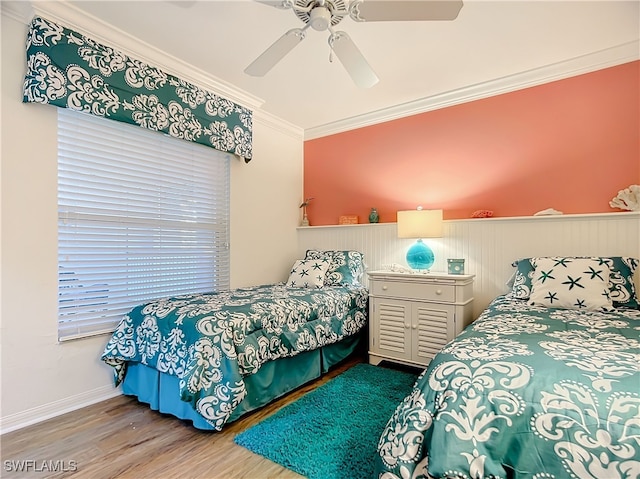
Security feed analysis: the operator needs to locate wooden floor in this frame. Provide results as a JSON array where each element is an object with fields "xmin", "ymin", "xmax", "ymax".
[{"xmin": 1, "ymin": 357, "xmax": 364, "ymax": 479}]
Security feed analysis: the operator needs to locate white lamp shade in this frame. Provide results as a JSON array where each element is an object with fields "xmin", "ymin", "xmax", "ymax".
[{"xmin": 397, "ymin": 209, "xmax": 443, "ymax": 238}]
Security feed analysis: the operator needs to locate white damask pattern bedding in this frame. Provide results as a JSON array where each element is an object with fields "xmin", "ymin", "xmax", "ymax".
[
  {"xmin": 101, "ymin": 283, "xmax": 368, "ymax": 431},
  {"xmin": 375, "ymin": 294, "xmax": 640, "ymax": 479}
]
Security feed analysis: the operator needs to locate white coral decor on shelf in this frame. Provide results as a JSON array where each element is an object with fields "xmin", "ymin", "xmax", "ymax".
[{"xmin": 609, "ymin": 185, "xmax": 640, "ymax": 211}]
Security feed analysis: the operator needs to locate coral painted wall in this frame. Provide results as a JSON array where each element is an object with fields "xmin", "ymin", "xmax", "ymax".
[{"xmin": 303, "ymin": 61, "xmax": 640, "ymax": 225}]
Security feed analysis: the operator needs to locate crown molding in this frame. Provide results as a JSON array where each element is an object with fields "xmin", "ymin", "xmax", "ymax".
[
  {"xmin": 253, "ymin": 109, "xmax": 304, "ymax": 139},
  {"xmin": 5, "ymin": 0, "xmax": 265, "ymax": 112},
  {"xmin": 304, "ymin": 41, "xmax": 640, "ymax": 140},
  {"xmin": 1, "ymin": 2, "xmax": 30, "ymax": 23}
]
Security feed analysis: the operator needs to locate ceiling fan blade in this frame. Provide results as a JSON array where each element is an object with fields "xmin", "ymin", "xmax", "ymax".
[
  {"xmin": 349, "ymin": 0, "xmax": 463, "ymax": 22},
  {"xmin": 329, "ymin": 31, "xmax": 379, "ymax": 89},
  {"xmin": 244, "ymin": 28, "xmax": 306, "ymax": 77}
]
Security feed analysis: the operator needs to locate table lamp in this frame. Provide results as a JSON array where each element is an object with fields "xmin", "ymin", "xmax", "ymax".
[{"xmin": 397, "ymin": 208, "xmax": 443, "ymax": 271}]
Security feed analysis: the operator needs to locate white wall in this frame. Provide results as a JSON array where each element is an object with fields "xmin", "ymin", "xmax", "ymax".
[
  {"xmin": 230, "ymin": 113, "xmax": 303, "ymax": 288},
  {"xmin": 0, "ymin": 11, "xmax": 304, "ymax": 433},
  {"xmin": 297, "ymin": 212, "xmax": 640, "ymax": 316}
]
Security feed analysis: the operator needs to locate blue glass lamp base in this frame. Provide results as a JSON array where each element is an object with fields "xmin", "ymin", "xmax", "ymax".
[{"xmin": 406, "ymin": 239, "xmax": 435, "ymax": 270}]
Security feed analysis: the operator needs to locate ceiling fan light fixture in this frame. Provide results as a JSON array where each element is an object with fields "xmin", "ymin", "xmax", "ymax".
[
  {"xmin": 249, "ymin": 0, "xmax": 464, "ymax": 87},
  {"xmin": 309, "ymin": 6, "xmax": 332, "ymax": 30}
]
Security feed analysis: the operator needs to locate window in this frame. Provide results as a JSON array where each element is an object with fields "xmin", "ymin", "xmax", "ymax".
[{"xmin": 57, "ymin": 109, "xmax": 230, "ymax": 341}]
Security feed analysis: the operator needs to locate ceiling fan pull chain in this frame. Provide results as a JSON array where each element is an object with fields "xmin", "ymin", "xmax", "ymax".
[{"xmin": 328, "ymin": 27, "xmax": 335, "ymax": 63}]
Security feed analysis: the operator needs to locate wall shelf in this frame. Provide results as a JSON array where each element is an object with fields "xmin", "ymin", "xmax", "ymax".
[{"xmin": 297, "ymin": 211, "xmax": 639, "ymax": 230}]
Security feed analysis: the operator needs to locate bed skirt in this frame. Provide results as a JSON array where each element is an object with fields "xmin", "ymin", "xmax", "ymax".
[{"xmin": 121, "ymin": 332, "xmax": 362, "ymax": 430}]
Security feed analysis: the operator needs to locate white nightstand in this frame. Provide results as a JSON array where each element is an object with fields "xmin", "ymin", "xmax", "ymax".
[{"xmin": 367, "ymin": 270, "xmax": 475, "ymax": 368}]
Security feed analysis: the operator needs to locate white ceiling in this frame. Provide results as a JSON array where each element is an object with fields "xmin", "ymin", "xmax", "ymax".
[{"xmin": 20, "ymin": 1, "xmax": 640, "ymax": 136}]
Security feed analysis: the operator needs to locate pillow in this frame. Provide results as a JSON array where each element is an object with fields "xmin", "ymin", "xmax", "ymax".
[
  {"xmin": 286, "ymin": 259, "xmax": 330, "ymax": 288},
  {"xmin": 510, "ymin": 256, "xmax": 639, "ymax": 309},
  {"xmin": 528, "ymin": 257, "xmax": 613, "ymax": 311},
  {"xmin": 605, "ymin": 256, "xmax": 639, "ymax": 309},
  {"xmin": 304, "ymin": 250, "xmax": 365, "ymax": 286},
  {"xmin": 511, "ymin": 258, "xmax": 536, "ymax": 299}
]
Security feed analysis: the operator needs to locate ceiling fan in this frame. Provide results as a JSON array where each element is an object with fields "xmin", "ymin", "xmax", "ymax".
[{"xmin": 245, "ymin": 0, "xmax": 463, "ymax": 88}]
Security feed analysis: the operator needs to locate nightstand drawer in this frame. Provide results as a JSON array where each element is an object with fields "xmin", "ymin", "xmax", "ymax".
[{"xmin": 371, "ymin": 280, "xmax": 456, "ymax": 303}]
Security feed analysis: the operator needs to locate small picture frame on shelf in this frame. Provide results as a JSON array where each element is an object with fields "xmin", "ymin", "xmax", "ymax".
[
  {"xmin": 447, "ymin": 259, "xmax": 465, "ymax": 275},
  {"xmin": 339, "ymin": 215, "xmax": 358, "ymax": 225}
]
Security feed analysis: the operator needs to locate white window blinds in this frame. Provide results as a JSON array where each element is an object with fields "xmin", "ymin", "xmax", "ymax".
[{"xmin": 57, "ymin": 108, "xmax": 230, "ymax": 341}]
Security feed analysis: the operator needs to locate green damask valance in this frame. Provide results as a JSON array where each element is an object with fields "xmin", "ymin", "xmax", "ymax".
[{"xmin": 22, "ymin": 16, "xmax": 252, "ymax": 160}]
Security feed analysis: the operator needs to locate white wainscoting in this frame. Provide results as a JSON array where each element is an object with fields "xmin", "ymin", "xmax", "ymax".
[{"xmin": 297, "ymin": 212, "xmax": 640, "ymax": 316}]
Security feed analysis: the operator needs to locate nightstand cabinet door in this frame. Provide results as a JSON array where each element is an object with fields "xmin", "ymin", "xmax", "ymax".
[
  {"xmin": 414, "ymin": 303, "xmax": 455, "ymax": 364},
  {"xmin": 371, "ymin": 298, "xmax": 412, "ymax": 363},
  {"xmin": 367, "ymin": 270, "xmax": 474, "ymax": 368}
]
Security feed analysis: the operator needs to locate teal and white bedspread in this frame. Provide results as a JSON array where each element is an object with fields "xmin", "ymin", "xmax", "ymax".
[
  {"xmin": 375, "ymin": 294, "xmax": 640, "ymax": 479},
  {"xmin": 101, "ymin": 283, "xmax": 368, "ymax": 430}
]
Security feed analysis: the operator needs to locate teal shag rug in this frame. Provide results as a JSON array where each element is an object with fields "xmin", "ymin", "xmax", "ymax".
[{"xmin": 234, "ymin": 363, "xmax": 419, "ymax": 479}]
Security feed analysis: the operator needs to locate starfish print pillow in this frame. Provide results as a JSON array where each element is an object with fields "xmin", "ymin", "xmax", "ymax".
[
  {"xmin": 528, "ymin": 257, "xmax": 614, "ymax": 311},
  {"xmin": 286, "ymin": 259, "xmax": 330, "ymax": 288}
]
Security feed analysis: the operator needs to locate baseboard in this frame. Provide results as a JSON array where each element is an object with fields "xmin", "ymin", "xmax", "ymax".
[{"xmin": 0, "ymin": 386, "xmax": 122, "ymax": 435}]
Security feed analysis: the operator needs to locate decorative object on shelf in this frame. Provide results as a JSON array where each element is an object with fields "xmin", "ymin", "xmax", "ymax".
[
  {"xmin": 339, "ymin": 215, "xmax": 359, "ymax": 225},
  {"xmin": 471, "ymin": 209, "xmax": 493, "ymax": 218},
  {"xmin": 384, "ymin": 263, "xmax": 416, "ymax": 274},
  {"xmin": 299, "ymin": 197, "xmax": 314, "ymax": 226},
  {"xmin": 533, "ymin": 208, "xmax": 563, "ymax": 216},
  {"xmin": 369, "ymin": 208, "xmax": 379, "ymax": 223},
  {"xmin": 397, "ymin": 207, "xmax": 443, "ymax": 271},
  {"xmin": 609, "ymin": 184, "xmax": 640, "ymax": 211},
  {"xmin": 447, "ymin": 259, "xmax": 465, "ymax": 275}
]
